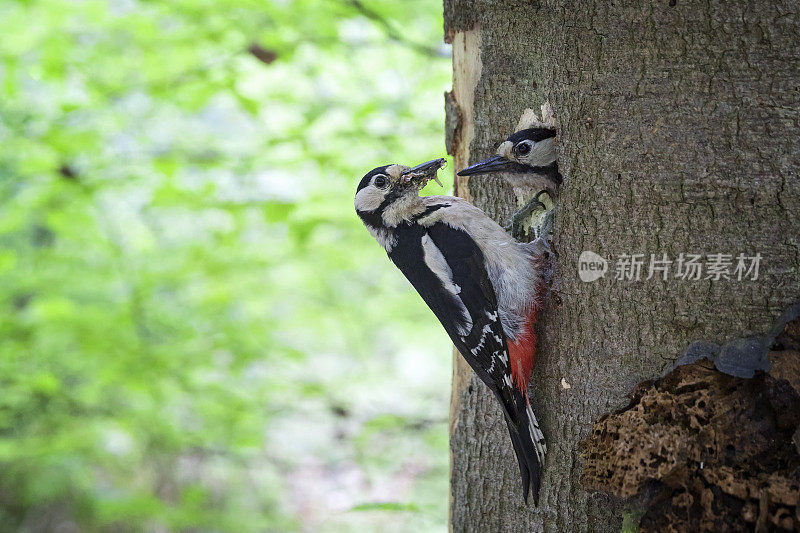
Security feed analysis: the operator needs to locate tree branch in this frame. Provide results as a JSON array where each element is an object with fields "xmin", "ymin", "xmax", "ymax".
[{"xmin": 341, "ymin": 0, "xmax": 446, "ymax": 58}]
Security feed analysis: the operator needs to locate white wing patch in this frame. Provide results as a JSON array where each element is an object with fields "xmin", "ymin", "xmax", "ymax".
[
  {"xmin": 421, "ymin": 234, "xmax": 460, "ymax": 295},
  {"xmin": 421, "ymin": 234, "xmax": 473, "ymax": 336}
]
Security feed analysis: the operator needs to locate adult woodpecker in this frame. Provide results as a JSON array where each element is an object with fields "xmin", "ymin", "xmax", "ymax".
[
  {"xmin": 354, "ymin": 158, "xmax": 550, "ymax": 504},
  {"xmin": 458, "ymin": 128, "xmax": 561, "ymax": 238}
]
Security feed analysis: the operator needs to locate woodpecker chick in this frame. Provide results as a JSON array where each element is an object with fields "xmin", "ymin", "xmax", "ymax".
[
  {"xmin": 355, "ymin": 159, "xmax": 551, "ymax": 504},
  {"xmin": 458, "ymin": 128, "xmax": 561, "ymax": 239}
]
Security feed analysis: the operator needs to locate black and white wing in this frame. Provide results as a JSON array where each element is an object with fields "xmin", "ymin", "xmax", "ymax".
[{"xmin": 387, "ymin": 219, "xmax": 544, "ymax": 503}]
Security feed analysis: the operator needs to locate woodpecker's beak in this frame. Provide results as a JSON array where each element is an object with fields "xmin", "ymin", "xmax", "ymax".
[
  {"xmin": 400, "ymin": 158, "xmax": 446, "ymax": 187},
  {"xmin": 457, "ymin": 155, "xmax": 515, "ymax": 176}
]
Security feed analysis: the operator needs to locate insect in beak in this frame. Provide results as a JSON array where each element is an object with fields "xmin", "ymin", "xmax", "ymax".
[{"xmin": 400, "ymin": 158, "xmax": 447, "ymax": 187}]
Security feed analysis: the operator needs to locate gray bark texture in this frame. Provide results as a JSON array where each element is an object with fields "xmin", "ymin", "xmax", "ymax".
[{"xmin": 443, "ymin": 1, "xmax": 800, "ymax": 531}]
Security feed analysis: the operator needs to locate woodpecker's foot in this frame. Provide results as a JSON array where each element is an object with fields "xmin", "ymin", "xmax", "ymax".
[
  {"xmin": 539, "ymin": 207, "xmax": 555, "ymax": 239},
  {"xmin": 505, "ymin": 191, "xmax": 551, "ymax": 239}
]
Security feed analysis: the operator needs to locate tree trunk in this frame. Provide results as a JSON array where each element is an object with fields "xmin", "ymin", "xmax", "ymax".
[{"xmin": 444, "ymin": 1, "xmax": 800, "ymax": 531}]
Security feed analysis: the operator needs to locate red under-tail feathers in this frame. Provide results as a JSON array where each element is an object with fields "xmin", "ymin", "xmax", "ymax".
[
  {"xmin": 507, "ymin": 256, "xmax": 549, "ymax": 393},
  {"xmin": 508, "ymin": 306, "xmax": 539, "ymax": 392}
]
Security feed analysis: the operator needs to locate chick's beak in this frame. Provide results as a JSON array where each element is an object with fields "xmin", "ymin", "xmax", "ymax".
[{"xmin": 457, "ymin": 155, "xmax": 514, "ymax": 176}]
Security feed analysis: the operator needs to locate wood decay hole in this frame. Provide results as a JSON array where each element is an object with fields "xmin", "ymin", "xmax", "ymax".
[{"xmin": 580, "ymin": 308, "xmax": 800, "ymax": 532}]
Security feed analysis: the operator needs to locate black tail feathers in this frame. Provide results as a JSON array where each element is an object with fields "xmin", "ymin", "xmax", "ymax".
[
  {"xmin": 491, "ymin": 386, "xmax": 547, "ymax": 505},
  {"xmin": 504, "ymin": 417, "xmax": 543, "ymax": 505}
]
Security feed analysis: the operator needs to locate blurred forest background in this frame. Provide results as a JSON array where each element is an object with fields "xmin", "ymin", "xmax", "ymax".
[{"xmin": 0, "ymin": 0, "xmax": 452, "ymax": 531}]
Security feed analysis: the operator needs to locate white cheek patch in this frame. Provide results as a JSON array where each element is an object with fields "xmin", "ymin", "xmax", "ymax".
[
  {"xmin": 354, "ymin": 186, "xmax": 386, "ymax": 213},
  {"xmin": 421, "ymin": 234, "xmax": 473, "ymax": 336},
  {"xmin": 524, "ymin": 137, "xmax": 557, "ymax": 167}
]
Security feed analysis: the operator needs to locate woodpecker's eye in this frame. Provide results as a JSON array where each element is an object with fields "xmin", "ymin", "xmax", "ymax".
[
  {"xmin": 515, "ymin": 142, "xmax": 532, "ymax": 156},
  {"xmin": 374, "ymin": 175, "xmax": 388, "ymax": 188}
]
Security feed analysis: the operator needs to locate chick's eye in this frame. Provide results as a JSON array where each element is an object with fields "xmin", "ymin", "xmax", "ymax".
[
  {"xmin": 374, "ymin": 175, "xmax": 388, "ymax": 188},
  {"xmin": 515, "ymin": 142, "xmax": 532, "ymax": 156}
]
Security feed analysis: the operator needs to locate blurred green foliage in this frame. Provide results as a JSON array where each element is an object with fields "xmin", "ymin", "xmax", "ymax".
[{"xmin": 0, "ymin": 0, "xmax": 451, "ymax": 530}]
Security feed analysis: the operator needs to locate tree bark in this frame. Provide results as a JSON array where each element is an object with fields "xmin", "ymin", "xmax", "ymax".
[{"xmin": 444, "ymin": 1, "xmax": 800, "ymax": 531}]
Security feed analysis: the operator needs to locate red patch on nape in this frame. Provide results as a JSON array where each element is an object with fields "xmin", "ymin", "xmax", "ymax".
[{"xmin": 508, "ymin": 304, "xmax": 539, "ymax": 393}]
